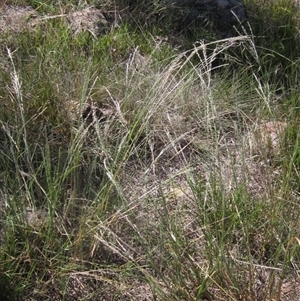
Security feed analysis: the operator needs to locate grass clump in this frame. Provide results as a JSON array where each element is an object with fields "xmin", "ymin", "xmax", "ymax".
[
  {"xmin": 0, "ymin": 0, "xmax": 300, "ymax": 300},
  {"xmin": 243, "ymin": 0, "xmax": 300, "ymax": 90}
]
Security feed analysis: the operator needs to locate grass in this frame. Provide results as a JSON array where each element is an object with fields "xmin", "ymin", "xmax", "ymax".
[{"xmin": 1, "ymin": 0, "xmax": 300, "ymax": 300}]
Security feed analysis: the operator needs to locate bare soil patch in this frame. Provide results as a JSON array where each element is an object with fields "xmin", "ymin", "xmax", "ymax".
[{"xmin": 0, "ymin": 4, "xmax": 118, "ymax": 35}]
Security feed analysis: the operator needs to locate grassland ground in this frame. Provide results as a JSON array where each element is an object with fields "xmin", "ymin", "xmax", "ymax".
[{"xmin": 1, "ymin": 0, "xmax": 300, "ymax": 300}]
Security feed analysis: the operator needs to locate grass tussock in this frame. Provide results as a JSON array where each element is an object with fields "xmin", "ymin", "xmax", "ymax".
[{"xmin": 1, "ymin": 0, "xmax": 300, "ymax": 300}]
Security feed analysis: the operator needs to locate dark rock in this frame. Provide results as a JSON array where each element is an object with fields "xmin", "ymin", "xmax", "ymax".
[
  {"xmin": 82, "ymin": 104, "xmax": 115, "ymax": 125},
  {"xmin": 82, "ymin": 104, "xmax": 105, "ymax": 124},
  {"xmin": 164, "ymin": 0, "xmax": 247, "ymax": 35}
]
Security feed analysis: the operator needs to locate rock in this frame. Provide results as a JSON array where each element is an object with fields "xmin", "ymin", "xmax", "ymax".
[
  {"xmin": 0, "ymin": 5, "xmax": 119, "ymax": 36},
  {"xmin": 0, "ymin": 5, "xmax": 37, "ymax": 33},
  {"xmin": 82, "ymin": 104, "xmax": 105, "ymax": 124},
  {"xmin": 163, "ymin": 0, "xmax": 247, "ymax": 35},
  {"xmin": 24, "ymin": 206, "xmax": 47, "ymax": 229},
  {"xmin": 82, "ymin": 103, "xmax": 115, "ymax": 125},
  {"xmin": 67, "ymin": 7, "xmax": 114, "ymax": 37}
]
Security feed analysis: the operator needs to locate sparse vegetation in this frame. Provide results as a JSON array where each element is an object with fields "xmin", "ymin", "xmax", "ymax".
[{"xmin": 1, "ymin": 0, "xmax": 300, "ymax": 300}]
